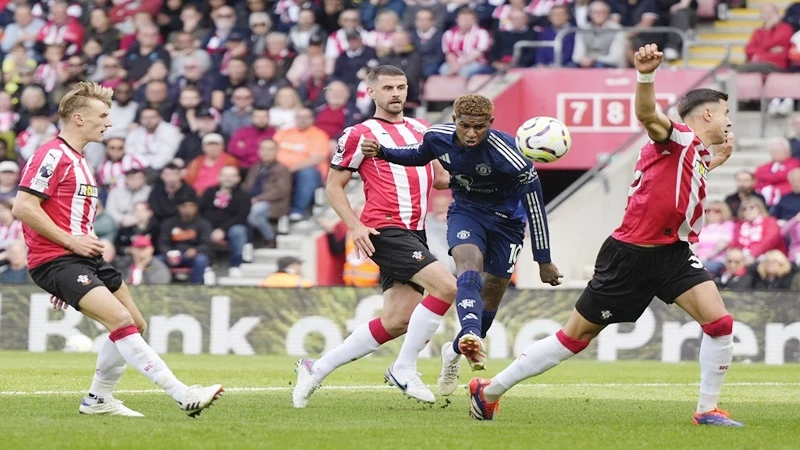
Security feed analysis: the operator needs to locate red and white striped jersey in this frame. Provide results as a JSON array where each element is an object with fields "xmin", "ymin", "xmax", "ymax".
[
  {"xmin": 0, "ymin": 219, "xmax": 23, "ymax": 250},
  {"xmin": 442, "ymin": 25, "xmax": 492, "ymax": 64},
  {"xmin": 612, "ymin": 121, "xmax": 712, "ymax": 245},
  {"xmin": 332, "ymin": 117, "xmax": 432, "ymax": 231},
  {"xmin": 325, "ymin": 28, "xmax": 370, "ymax": 60},
  {"xmin": 18, "ymin": 137, "xmax": 99, "ymax": 269},
  {"xmin": 34, "ymin": 62, "xmax": 68, "ymax": 93},
  {"xmin": 96, "ymin": 154, "xmax": 147, "ymax": 189},
  {"xmin": 526, "ymin": 0, "xmax": 571, "ymax": 17}
]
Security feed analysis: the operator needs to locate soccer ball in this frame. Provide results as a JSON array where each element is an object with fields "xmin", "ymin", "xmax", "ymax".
[
  {"xmin": 515, "ymin": 116, "xmax": 572, "ymax": 163},
  {"xmin": 64, "ymin": 334, "xmax": 94, "ymax": 353}
]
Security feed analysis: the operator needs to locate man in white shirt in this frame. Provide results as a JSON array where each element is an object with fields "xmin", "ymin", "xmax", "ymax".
[{"xmin": 125, "ymin": 104, "xmax": 183, "ymax": 172}]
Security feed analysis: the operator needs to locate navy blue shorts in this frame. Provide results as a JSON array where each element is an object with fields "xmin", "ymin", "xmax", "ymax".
[{"xmin": 447, "ymin": 209, "xmax": 525, "ymax": 279}]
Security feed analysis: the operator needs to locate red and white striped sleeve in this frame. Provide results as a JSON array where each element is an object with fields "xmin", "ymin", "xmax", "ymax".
[
  {"xmin": 18, "ymin": 147, "xmax": 68, "ymax": 199},
  {"xmin": 331, "ymin": 125, "xmax": 366, "ymax": 171}
]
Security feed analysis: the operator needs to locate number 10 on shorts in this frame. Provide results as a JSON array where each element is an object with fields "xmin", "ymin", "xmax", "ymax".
[{"xmin": 507, "ymin": 244, "xmax": 523, "ymax": 273}]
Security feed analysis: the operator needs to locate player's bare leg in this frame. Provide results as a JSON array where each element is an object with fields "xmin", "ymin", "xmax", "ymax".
[
  {"xmin": 469, "ymin": 309, "xmax": 603, "ymax": 420},
  {"xmin": 675, "ymin": 281, "xmax": 743, "ymax": 427},
  {"xmin": 295, "ymin": 283, "xmax": 421, "ymax": 407},
  {"xmin": 79, "ymin": 286, "xmax": 223, "ymax": 417},
  {"xmin": 439, "ymin": 274, "xmax": 509, "ymax": 395},
  {"xmin": 446, "ymin": 244, "xmax": 487, "ymax": 370},
  {"xmin": 80, "ymin": 285, "xmax": 148, "ymax": 417}
]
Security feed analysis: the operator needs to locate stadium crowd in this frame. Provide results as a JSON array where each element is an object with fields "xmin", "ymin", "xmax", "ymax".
[{"xmin": 0, "ymin": 0, "xmax": 798, "ymax": 287}]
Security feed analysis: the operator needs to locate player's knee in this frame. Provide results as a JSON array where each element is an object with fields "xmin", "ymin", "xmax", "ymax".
[
  {"xmin": 431, "ymin": 281, "xmax": 457, "ymax": 302},
  {"xmin": 105, "ymin": 309, "xmax": 135, "ymax": 331},
  {"xmin": 382, "ymin": 316, "xmax": 408, "ymax": 336},
  {"xmin": 701, "ymin": 313, "xmax": 733, "ymax": 337}
]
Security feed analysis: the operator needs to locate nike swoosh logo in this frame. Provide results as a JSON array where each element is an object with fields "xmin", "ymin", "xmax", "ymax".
[{"xmin": 389, "ymin": 371, "xmax": 407, "ymax": 391}]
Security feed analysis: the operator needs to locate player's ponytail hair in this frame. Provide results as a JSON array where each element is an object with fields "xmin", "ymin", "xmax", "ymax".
[
  {"xmin": 454, "ymin": 94, "xmax": 494, "ymax": 118},
  {"xmin": 58, "ymin": 81, "xmax": 113, "ymax": 120}
]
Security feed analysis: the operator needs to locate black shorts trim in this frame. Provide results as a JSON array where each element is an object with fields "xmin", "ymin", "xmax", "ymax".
[
  {"xmin": 576, "ymin": 237, "xmax": 712, "ymax": 325},
  {"xmin": 29, "ymin": 255, "xmax": 123, "ymax": 311},
  {"xmin": 369, "ymin": 227, "xmax": 437, "ymax": 294},
  {"xmin": 18, "ymin": 186, "xmax": 49, "ymax": 200}
]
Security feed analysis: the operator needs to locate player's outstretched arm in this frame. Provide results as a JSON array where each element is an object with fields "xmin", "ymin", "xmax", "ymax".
[
  {"xmin": 12, "ymin": 191, "xmax": 104, "ymax": 258},
  {"xmin": 633, "ymin": 44, "xmax": 672, "ymax": 144},
  {"xmin": 360, "ymin": 134, "xmax": 436, "ymax": 166}
]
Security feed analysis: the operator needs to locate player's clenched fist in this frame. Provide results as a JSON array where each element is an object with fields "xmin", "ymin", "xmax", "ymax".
[
  {"xmin": 633, "ymin": 43, "xmax": 663, "ymax": 74},
  {"xmin": 360, "ymin": 139, "xmax": 381, "ymax": 158},
  {"xmin": 539, "ymin": 262, "xmax": 564, "ymax": 286}
]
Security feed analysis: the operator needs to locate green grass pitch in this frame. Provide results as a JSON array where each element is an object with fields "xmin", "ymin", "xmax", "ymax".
[{"xmin": 0, "ymin": 352, "xmax": 798, "ymax": 450}]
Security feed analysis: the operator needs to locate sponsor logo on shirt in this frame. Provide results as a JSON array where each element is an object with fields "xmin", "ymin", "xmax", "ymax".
[{"xmin": 78, "ymin": 184, "xmax": 99, "ymax": 198}]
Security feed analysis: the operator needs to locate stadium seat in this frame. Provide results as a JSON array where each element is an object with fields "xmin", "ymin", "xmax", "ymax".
[
  {"xmin": 735, "ymin": 73, "xmax": 763, "ymax": 101},
  {"xmin": 763, "ymin": 73, "xmax": 800, "ymax": 99},
  {"xmin": 422, "ymin": 76, "xmax": 468, "ymax": 102},
  {"xmin": 465, "ymin": 74, "xmax": 494, "ymax": 93}
]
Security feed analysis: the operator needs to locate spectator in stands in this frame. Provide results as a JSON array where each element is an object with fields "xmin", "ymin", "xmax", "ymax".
[
  {"xmin": 296, "ymin": 55, "xmax": 330, "ymax": 108},
  {"xmin": 94, "ymin": 201, "xmax": 118, "ymax": 243},
  {"xmin": 0, "ymin": 92, "xmax": 18, "ymax": 143},
  {"xmin": 319, "ymin": 203, "xmax": 380, "ymax": 287},
  {"xmin": 228, "ymin": 106, "xmax": 277, "ymax": 169},
  {"xmin": 491, "ymin": 10, "xmax": 537, "ymax": 71},
  {"xmin": 3, "ymin": 45, "xmax": 38, "ymax": 101},
  {"xmin": 220, "ymin": 32, "xmax": 252, "ymax": 77},
  {"xmin": 157, "ymin": 0, "xmax": 183, "ymax": 38},
  {"xmin": 314, "ymin": 80, "xmax": 363, "ymax": 140},
  {"xmin": 403, "ymin": 0, "xmax": 447, "ymax": 31},
  {"xmin": 175, "ymin": 106, "xmax": 219, "ymax": 166},
  {"xmin": 289, "ymin": 8, "xmax": 326, "ymax": 54},
  {"xmin": 220, "ymin": 87, "xmax": 253, "ymax": 139},
  {"xmin": 725, "ymin": 170, "xmax": 765, "ymax": 218},
  {"xmin": 333, "ymin": 31, "xmax": 379, "ymax": 92},
  {"xmin": 115, "ymin": 201, "xmax": 160, "ymax": 257},
  {"xmin": 612, "ymin": 0, "xmax": 660, "ymax": 64},
  {"xmin": 250, "ymin": 57, "xmax": 292, "ymax": 111},
  {"xmin": 158, "ymin": 193, "xmax": 212, "ymax": 285},
  {"xmin": 0, "ymin": 240, "xmax": 28, "ymax": 284},
  {"xmin": 97, "ymin": 56, "xmax": 125, "ymax": 90},
  {"xmin": 211, "ymin": 57, "xmax": 250, "ymax": 112},
  {"xmin": 136, "ymin": 78, "xmax": 175, "ymax": 121},
  {"xmin": 572, "ymin": 0, "xmax": 592, "ymax": 27},
  {"xmin": 318, "ymin": 0, "xmax": 347, "ymax": 34},
  {"xmin": 247, "ymin": 12, "xmax": 273, "ymax": 56},
  {"xmin": 106, "ymin": 168, "xmax": 153, "ymax": 229},
  {"xmin": 260, "ymin": 256, "xmax": 314, "ymax": 287},
  {"xmin": 426, "ymin": 194, "xmax": 457, "ymax": 275},
  {"xmin": 174, "ymin": 56, "xmax": 216, "ymax": 104},
  {"xmin": 274, "ymin": 107, "xmax": 330, "ymax": 221},
  {"xmin": 440, "ymin": 8, "xmax": 492, "ymax": 78},
  {"xmin": 202, "ymin": 5, "xmax": 246, "ymax": 70},
  {"xmin": 200, "ymin": 166, "xmax": 251, "ymax": 278},
  {"xmin": 171, "ymin": 84, "xmax": 213, "ymax": 134},
  {"xmin": 528, "ymin": 0, "xmax": 572, "ymax": 27},
  {"xmin": 241, "ymin": 1, "xmax": 271, "ymax": 32},
  {"xmin": 265, "ymin": 32, "xmax": 296, "ymax": 79},
  {"xmin": 0, "ymin": 161, "xmax": 19, "ymax": 204},
  {"xmin": 656, "ymin": 0, "xmax": 696, "ymax": 61},
  {"xmin": 770, "ymin": 168, "xmax": 800, "ymax": 222},
  {"xmin": 754, "ymin": 137, "xmax": 800, "ymax": 206},
  {"xmin": 35, "ymin": 43, "xmax": 68, "ymax": 94},
  {"xmin": 242, "ymin": 139, "xmax": 292, "ymax": 247},
  {"xmin": 536, "ymin": 5, "xmax": 575, "ymax": 67},
  {"xmin": 36, "ymin": 0, "xmax": 84, "ymax": 57},
  {"xmin": 781, "ymin": 208, "xmax": 800, "ymax": 264},
  {"xmin": 694, "ymin": 200, "xmax": 735, "ymax": 274},
  {"xmin": 743, "ymin": 4, "xmax": 794, "ymax": 74},
  {"xmin": 172, "ymin": 4, "xmax": 208, "ymax": 43},
  {"xmin": 493, "ymin": 0, "xmax": 529, "ymax": 32},
  {"xmin": 270, "ymin": 86, "xmax": 303, "ymax": 130},
  {"xmin": 1, "ymin": 4, "xmax": 44, "ymax": 57},
  {"xmin": 87, "ymin": 8, "xmax": 121, "ymax": 56},
  {"xmin": 789, "ymin": 113, "xmax": 800, "ymax": 159},
  {"xmin": 0, "ymin": 201, "xmax": 22, "ymax": 265},
  {"xmin": 166, "ymin": 31, "xmax": 211, "ymax": 83},
  {"xmin": 16, "ymin": 108, "xmax": 57, "ymax": 162},
  {"xmin": 714, "ymin": 248, "xmax": 748, "ymax": 289},
  {"xmin": 96, "ymin": 137, "xmax": 146, "ymax": 191},
  {"xmin": 369, "ymin": 10, "xmax": 402, "ymax": 58},
  {"xmin": 325, "ymin": 9, "xmax": 368, "ymax": 73},
  {"xmin": 125, "ymin": 104, "xmax": 183, "ymax": 171},
  {"xmin": 571, "ymin": 0, "xmax": 626, "ymax": 68},
  {"xmin": 736, "ymin": 250, "xmax": 799, "ymax": 290},
  {"xmin": 185, "ymin": 133, "xmax": 240, "ymax": 196},
  {"xmin": 378, "ymin": 31, "xmax": 423, "ymax": 105},
  {"xmin": 108, "ymin": 81, "xmax": 138, "ymax": 136},
  {"xmin": 124, "ymin": 24, "xmax": 171, "ymax": 84},
  {"xmin": 148, "ymin": 163, "xmax": 197, "ymax": 226},
  {"xmin": 119, "ymin": 235, "xmax": 171, "ymax": 286},
  {"xmin": 733, "ymin": 195, "xmax": 787, "ymax": 264},
  {"xmin": 410, "ymin": 8, "xmax": 444, "ymax": 78},
  {"xmin": 15, "ymin": 85, "xmax": 49, "ymax": 135}
]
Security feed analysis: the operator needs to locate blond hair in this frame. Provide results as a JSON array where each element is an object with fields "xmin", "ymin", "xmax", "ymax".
[
  {"xmin": 757, "ymin": 250, "xmax": 792, "ymax": 279},
  {"xmin": 454, "ymin": 94, "xmax": 494, "ymax": 117},
  {"xmin": 58, "ymin": 81, "xmax": 113, "ymax": 120},
  {"xmin": 706, "ymin": 200, "xmax": 732, "ymax": 222}
]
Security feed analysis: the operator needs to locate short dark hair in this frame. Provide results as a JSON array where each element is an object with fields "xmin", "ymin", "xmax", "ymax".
[
  {"xmin": 677, "ymin": 88, "xmax": 728, "ymax": 120},
  {"xmin": 367, "ymin": 65, "xmax": 406, "ymax": 85}
]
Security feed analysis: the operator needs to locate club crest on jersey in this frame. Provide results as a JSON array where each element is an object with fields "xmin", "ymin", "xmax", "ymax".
[
  {"xmin": 76, "ymin": 275, "xmax": 91, "ymax": 285},
  {"xmin": 412, "ymin": 251, "xmax": 425, "ymax": 261},
  {"xmin": 475, "ymin": 163, "xmax": 492, "ymax": 176},
  {"xmin": 78, "ymin": 184, "xmax": 99, "ymax": 198},
  {"xmin": 457, "ymin": 230, "xmax": 470, "ymax": 240}
]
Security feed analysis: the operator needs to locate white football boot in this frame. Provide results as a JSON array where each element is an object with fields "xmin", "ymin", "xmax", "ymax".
[
  {"xmin": 384, "ymin": 364, "xmax": 435, "ymax": 404},
  {"xmin": 437, "ymin": 343, "xmax": 461, "ymax": 396},
  {"xmin": 179, "ymin": 384, "xmax": 224, "ymax": 418},
  {"xmin": 292, "ymin": 358, "xmax": 322, "ymax": 408},
  {"xmin": 79, "ymin": 397, "xmax": 144, "ymax": 417}
]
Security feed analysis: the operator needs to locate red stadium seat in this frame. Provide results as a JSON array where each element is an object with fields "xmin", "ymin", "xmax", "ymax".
[
  {"xmin": 763, "ymin": 73, "xmax": 800, "ymax": 99},
  {"xmin": 422, "ymin": 75, "xmax": 468, "ymax": 102},
  {"xmin": 466, "ymin": 74, "xmax": 493, "ymax": 93},
  {"xmin": 736, "ymin": 73, "xmax": 763, "ymax": 101}
]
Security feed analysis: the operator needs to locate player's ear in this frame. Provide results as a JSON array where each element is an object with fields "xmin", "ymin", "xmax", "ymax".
[
  {"xmin": 451, "ymin": 114, "xmax": 457, "ymax": 123},
  {"xmin": 488, "ymin": 116, "xmax": 495, "ymax": 126},
  {"xmin": 72, "ymin": 112, "xmax": 83, "ymax": 125}
]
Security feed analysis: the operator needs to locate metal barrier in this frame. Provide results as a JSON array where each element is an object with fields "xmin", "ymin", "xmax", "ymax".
[{"xmin": 512, "ymin": 26, "xmax": 692, "ymax": 68}]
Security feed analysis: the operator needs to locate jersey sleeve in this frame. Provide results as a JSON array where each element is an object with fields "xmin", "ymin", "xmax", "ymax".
[
  {"xmin": 18, "ymin": 147, "xmax": 68, "ymax": 200},
  {"xmin": 331, "ymin": 126, "xmax": 364, "ymax": 172},
  {"xmin": 652, "ymin": 120, "xmax": 698, "ymax": 155}
]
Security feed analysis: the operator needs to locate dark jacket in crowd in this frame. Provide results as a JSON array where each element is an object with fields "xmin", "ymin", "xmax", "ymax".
[
  {"xmin": 199, "ymin": 186, "xmax": 251, "ymax": 231},
  {"xmin": 157, "ymin": 215, "xmax": 213, "ymax": 255},
  {"xmin": 148, "ymin": 182, "xmax": 197, "ymax": 225},
  {"xmin": 241, "ymin": 161, "xmax": 292, "ymax": 219}
]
